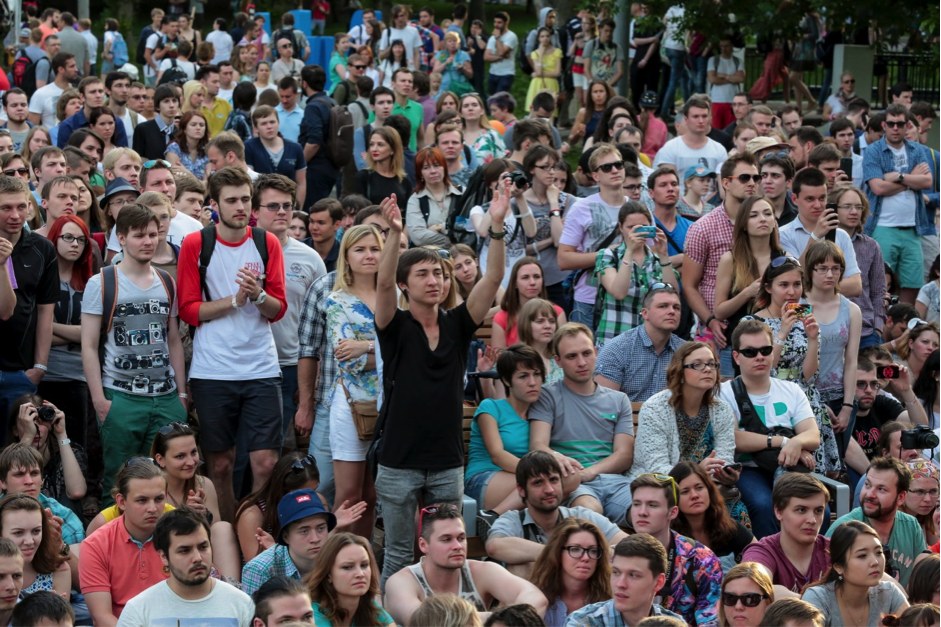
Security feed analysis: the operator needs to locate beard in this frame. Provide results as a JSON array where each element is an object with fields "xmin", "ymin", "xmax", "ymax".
[
  {"xmin": 169, "ymin": 562, "xmax": 211, "ymax": 587},
  {"xmin": 862, "ymin": 499, "xmax": 892, "ymax": 521}
]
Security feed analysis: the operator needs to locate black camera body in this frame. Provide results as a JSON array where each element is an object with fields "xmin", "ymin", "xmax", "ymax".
[
  {"xmin": 900, "ymin": 424, "xmax": 940, "ymax": 450},
  {"xmin": 508, "ymin": 170, "xmax": 529, "ymax": 189},
  {"xmin": 36, "ymin": 406, "xmax": 56, "ymax": 422}
]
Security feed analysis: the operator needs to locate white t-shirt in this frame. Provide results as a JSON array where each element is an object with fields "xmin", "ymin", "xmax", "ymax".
[
  {"xmin": 167, "ymin": 211, "xmax": 203, "ymax": 247},
  {"xmin": 144, "ymin": 32, "xmax": 161, "ymax": 77},
  {"xmin": 653, "ymin": 136, "xmax": 728, "ymax": 195},
  {"xmin": 206, "ymin": 29, "xmax": 234, "ymax": 64},
  {"xmin": 348, "ymin": 23, "xmax": 371, "ymax": 47},
  {"xmin": 28, "ymin": 83, "xmax": 64, "ymax": 128},
  {"xmin": 117, "ymin": 108, "xmax": 141, "ymax": 140},
  {"xmin": 379, "ymin": 25, "xmax": 423, "ymax": 64},
  {"xmin": 486, "ymin": 30, "xmax": 519, "ymax": 76},
  {"xmin": 116, "ymin": 580, "xmax": 255, "ymax": 627},
  {"xmin": 470, "ymin": 205, "xmax": 524, "ymax": 289},
  {"xmin": 662, "ymin": 6, "xmax": 686, "ymax": 51},
  {"xmin": 158, "ymin": 58, "xmax": 196, "ymax": 81},
  {"xmin": 218, "ymin": 85, "xmax": 235, "ymax": 104},
  {"xmin": 272, "ymin": 237, "xmax": 326, "ymax": 365},
  {"xmin": 708, "ymin": 55, "xmax": 741, "ymax": 103},
  {"xmin": 877, "ymin": 144, "xmax": 917, "ymax": 227}
]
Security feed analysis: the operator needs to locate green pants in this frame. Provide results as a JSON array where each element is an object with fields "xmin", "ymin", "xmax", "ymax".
[{"xmin": 99, "ymin": 389, "xmax": 186, "ymax": 507}]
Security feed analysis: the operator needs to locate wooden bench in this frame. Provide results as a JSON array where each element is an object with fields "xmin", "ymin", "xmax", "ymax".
[{"xmin": 475, "ymin": 316, "xmax": 494, "ymax": 345}]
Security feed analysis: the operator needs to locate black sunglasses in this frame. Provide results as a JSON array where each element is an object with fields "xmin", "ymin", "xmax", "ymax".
[
  {"xmin": 291, "ymin": 454, "xmax": 316, "ymax": 473},
  {"xmin": 158, "ymin": 421, "xmax": 192, "ymax": 436},
  {"xmin": 884, "ymin": 120, "xmax": 907, "ymax": 129},
  {"xmin": 595, "ymin": 160, "xmax": 625, "ymax": 174},
  {"xmin": 724, "ymin": 173, "xmax": 762, "ymax": 184},
  {"xmin": 721, "ymin": 592, "xmax": 769, "ymax": 608},
  {"xmin": 125, "ymin": 456, "xmax": 158, "ymax": 468},
  {"xmin": 736, "ymin": 345, "xmax": 774, "ymax": 358},
  {"xmin": 2, "ymin": 167, "xmax": 29, "ymax": 176},
  {"xmin": 351, "ymin": 64, "xmax": 367, "ymax": 70},
  {"xmin": 643, "ymin": 282, "xmax": 677, "ymax": 301},
  {"xmin": 770, "ymin": 255, "xmax": 802, "ymax": 268}
]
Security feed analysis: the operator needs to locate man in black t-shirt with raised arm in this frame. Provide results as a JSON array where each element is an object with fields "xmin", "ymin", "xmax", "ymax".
[{"xmin": 373, "ymin": 184, "xmax": 509, "ymax": 587}]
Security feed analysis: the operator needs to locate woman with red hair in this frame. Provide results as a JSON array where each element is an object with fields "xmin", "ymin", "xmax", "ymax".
[
  {"xmin": 38, "ymin": 215, "xmax": 95, "ymax": 452},
  {"xmin": 405, "ymin": 146, "xmax": 463, "ymax": 247}
]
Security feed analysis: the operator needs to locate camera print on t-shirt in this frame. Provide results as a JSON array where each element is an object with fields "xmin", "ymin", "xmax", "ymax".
[{"xmin": 109, "ymin": 296, "xmax": 175, "ymax": 396}]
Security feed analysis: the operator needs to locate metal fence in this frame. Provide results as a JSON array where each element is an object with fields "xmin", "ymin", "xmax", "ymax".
[{"xmin": 743, "ymin": 48, "xmax": 940, "ymax": 103}]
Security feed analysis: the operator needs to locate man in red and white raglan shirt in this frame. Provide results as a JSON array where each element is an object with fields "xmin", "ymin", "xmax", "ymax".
[{"xmin": 177, "ymin": 166, "xmax": 287, "ymax": 523}]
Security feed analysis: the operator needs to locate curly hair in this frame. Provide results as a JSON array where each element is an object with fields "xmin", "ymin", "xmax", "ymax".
[{"xmin": 529, "ymin": 518, "xmax": 612, "ymax": 607}]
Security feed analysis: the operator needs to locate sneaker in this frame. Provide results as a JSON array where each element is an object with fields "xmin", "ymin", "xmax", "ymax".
[{"xmin": 476, "ymin": 509, "xmax": 500, "ymax": 540}]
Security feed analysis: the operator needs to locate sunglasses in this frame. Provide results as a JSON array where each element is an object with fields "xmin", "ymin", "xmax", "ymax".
[
  {"xmin": 842, "ymin": 79, "xmax": 856, "ymax": 84},
  {"xmin": 724, "ymin": 173, "xmax": 762, "ymax": 184},
  {"xmin": 762, "ymin": 151, "xmax": 789, "ymax": 161},
  {"xmin": 2, "ymin": 167, "xmax": 29, "ymax": 176},
  {"xmin": 770, "ymin": 255, "xmax": 801, "ymax": 268},
  {"xmin": 351, "ymin": 64, "xmax": 367, "ymax": 70},
  {"xmin": 736, "ymin": 345, "xmax": 774, "ymax": 358},
  {"xmin": 125, "ymin": 456, "xmax": 158, "ymax": 468},
  {"xmin": 642, "ymin": 473, "xmax": 678, "ymax": 504},
  {"xmin": 434, "ymin": 248, "xmax": 452, "ymax": 259},
  {"xmin": 643, "ymin": 282, "xmax": 676, "ymax": 301},
  {"xmin": 595, "ymin": 160, "xmax": 625, "ymax": 174},
  {"xmin": 291, "ymin": 454, "xmax": 316, "ymax": 473},
  {"xmin": 884, "ymin": 121, "xmax": 907, "ymax": 129},
  {"xmin": 721, "ymin": 592, "xmax": 769, "ymax": 608},
  {"xmin": 143, "ymin": 159, "xmax": 172, "ymax": 169},
  {"xmin": 158, "ymin": 421, "xmax": 192, "ymax": 436}
]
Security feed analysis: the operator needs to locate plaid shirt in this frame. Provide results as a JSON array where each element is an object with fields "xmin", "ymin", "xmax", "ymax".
[
  {"xmin": 298, "ymin": 271, "xmax": 338, "ymax": 404},
  {"xmin": 565, "ymin": 600, "xmax": 683, "ymax": 627},
  {"xmin": 862, "ymin": 137, "xmax": 933, "ymax": 236},
  {"xmin": 594, "ymin": 324, "xmax": 684, "ymax": 403},
  {"xmin": 849, "ymin": 232, "xmax": 887, "ymax": 338},
  {"xmin": 240, "ymin": 544, "xmax": 301, "ymax": 597},
  {"xmin": 683, "ymin": 204, "xmax": 734, "ymax": 317},
  {"xmin": 593, "ymin": 245, "xmax": 677, "ymax": 347}
]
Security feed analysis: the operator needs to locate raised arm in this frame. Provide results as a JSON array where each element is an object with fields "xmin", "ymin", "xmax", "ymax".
[
  {"xmin": 375, "ymin": 195, "xmax": 404, "ymax": 331},
  {"xmin": 466, "ymin": 179, "xmax": 510, "ymax": 325}
]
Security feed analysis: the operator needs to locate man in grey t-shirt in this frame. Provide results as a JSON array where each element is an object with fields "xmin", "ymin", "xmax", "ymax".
[
  {"xmin": 486, "ymin": 451, "xmax": 628, "ymax": 577},
  {"xmin": 529, "ymin": 323, "xmax": 635, "ymax": 524}
]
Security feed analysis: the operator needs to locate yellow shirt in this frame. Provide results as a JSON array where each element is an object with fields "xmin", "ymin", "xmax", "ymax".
[
  {"xmin": 203, "ymin": 97, "xmax": 233, "ymax": 138},
  {"xmin": 100, "ymin": 502, "xmax": 175, "ymax": 523}
]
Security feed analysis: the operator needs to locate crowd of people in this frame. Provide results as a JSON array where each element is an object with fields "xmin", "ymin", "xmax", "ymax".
[{"xmin": 0, "ymin": 1, "xmax": 937, "ymax": 626}]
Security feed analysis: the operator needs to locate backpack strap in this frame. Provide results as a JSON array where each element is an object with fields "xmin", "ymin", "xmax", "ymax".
[
  {"xmin": 100, "ymin": 266, "xmax": 119, "ymax": 334},
  {"xmin": 153, "ymin": 268, "xmax": 175, "ymax": 314},
  {"xmin": 731, "ymin": 376, "xmax": 767, "ymax": 435},
  {"xmin": 198, "ymin": 225, "xmax": 217, "ymax": 301},
  {"xmin": 419, "ymin": 196, "xmax": 431, "ymax": 223},
  {"xmin": 250, "ymin": 227, "xmax": 270, "ymax": 274}
]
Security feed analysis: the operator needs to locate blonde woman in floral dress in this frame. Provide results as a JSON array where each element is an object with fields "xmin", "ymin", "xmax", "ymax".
[{"xmin": 461, "ymin": 92, "xmax": 505, "ymax": 165}]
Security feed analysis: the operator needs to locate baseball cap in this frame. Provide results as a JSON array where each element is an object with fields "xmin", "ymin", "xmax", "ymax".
[
  {"xmin": 683, "ymin": 164, "xmax": 715, "ymax": 181},
  {"xmin": 746, "ymin": 136, "xmax": 789, "ymax": 155},
  {"xmin": 276, "ymin": 489, "xmax": 336, "ymax": 545},
  {"xmin": 97, "ymin": 177, "xmax": 139, "ymax": 208}
]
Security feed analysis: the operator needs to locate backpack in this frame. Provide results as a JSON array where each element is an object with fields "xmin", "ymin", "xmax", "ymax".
[
  {"xmin": 273, "ymin": 28, "xmax": 302, "ymax": 59},
  {"xmin": 11, "ymin": 52, "xmax": 41, "ymax": 96},
  {"xmin": 98, "ymin": 265, "xmax": 175, "ymax": 360},
  {"xmin": 517, "ymin": 29, "xmax": 537, "ymax": 76},
  {"xmin": 111, "ymin": 32, "xmax": 130, "ymax": 68},
  {"xmin": 331, "ymin": 79, "xmax": 357, "ymax": 107},
  {"xmin": 197, "ymin": 225, "xmax": 269, "ymax": 303},
  {"xmin": 446, "ymin": 165, "xmax": 487, "ymax": 247},
  {"xmin": 157, "ymin": 59, "xmax": 188, "ymax": 86},
  {"xmin": 312, "ymin": 97, "xmax": 354, "ymax": 168},
  {"xmin": 136, "ymin": 25, "xmax": 155, "ymax": 65}
]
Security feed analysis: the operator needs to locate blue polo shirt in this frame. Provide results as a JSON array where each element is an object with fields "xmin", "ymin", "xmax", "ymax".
[
  {"xmin": 276, "ymin": 103, "xmax": 304, "ymax": 143},
  {"xmin": 244, "ymin": 137, "xmax": 307, "ymax": 180}
]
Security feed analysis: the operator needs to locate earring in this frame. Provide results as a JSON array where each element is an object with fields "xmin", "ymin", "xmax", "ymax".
[{"xmin": 838, "ymin": 574, "xmax": 842, "ymax": 581}]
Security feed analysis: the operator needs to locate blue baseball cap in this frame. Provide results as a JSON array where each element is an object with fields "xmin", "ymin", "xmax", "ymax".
[
  {"xmin": 276, "ymin": 489, "xmax": 336, "ymax": 545},
  {"xmin": 683, "ymin": 164, "xmax": 716, "ymax": 181}
]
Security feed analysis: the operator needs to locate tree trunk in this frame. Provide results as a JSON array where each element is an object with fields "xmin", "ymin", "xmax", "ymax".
[
  {"xmin": 552, "ymin": 0, "xmax": 580, "ymax": 25},
  {"xmin": 469, "ymin": 0, "xmax": 485, "ymax": 24}
]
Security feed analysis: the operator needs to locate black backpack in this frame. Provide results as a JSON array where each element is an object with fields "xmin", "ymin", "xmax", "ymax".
[
  {"xmin": 517, "ymin": 28, "xmax": 537, "ymax": 76},
  {"xmin": 446, "ymin": 166, "xmax": 486, "ymax": 247},
  {"xmin": 197, "ymin": 226, "xmax": 269, "ymax": 302},
  {"xmin": 157, "ymin": 59, "xmax": 188, "ymax": 86},
  {"xmin": 136, "ymin": 25, "xmax": 155, "ymax": 65}
]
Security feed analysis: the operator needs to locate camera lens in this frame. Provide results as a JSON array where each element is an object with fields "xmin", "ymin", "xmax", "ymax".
[{"xmin": 36, "ymin": 406, "xmax": 56, "ymax": 422}]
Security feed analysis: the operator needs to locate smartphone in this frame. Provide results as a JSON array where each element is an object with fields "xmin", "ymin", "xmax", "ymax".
[
  {"xmin": 877, "ymin": 364, "xmax": 901, "ymax": 380},
  {"xmin": 785, "ymin": 303, "xmax": 813, "ymax": 320},
  {"xmin": 722, "ymin": 462, "xmax": 743, "ymax": 472},
  {"xmin": 840, "ymin": 157, "xmax": 853, "ymax": 179},
  {"xmin": 824, "ymin": 203, "xmax": 838, "ymax": 242},
  {"xmin": 635, "ymin": 225, "xmax": 658, "ymax": 238}
]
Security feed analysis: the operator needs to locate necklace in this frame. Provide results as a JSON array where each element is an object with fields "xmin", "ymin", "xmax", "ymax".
[{"xmin": 838, "ymin": 588, "xmax": 869, "ymax": 627}]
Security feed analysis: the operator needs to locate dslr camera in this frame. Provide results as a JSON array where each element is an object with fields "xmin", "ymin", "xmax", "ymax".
[
  {"xmin": 508, "ymin": 170, "xmax": 529, "ymax": 189},
  {"xmin": 900, "ymin": 424, "xmax": 940, "ymax": 450}
]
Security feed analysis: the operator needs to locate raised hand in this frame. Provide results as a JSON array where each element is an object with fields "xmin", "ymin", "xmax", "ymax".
[
  {"xmin": 380, "ymin": 195, "xmax": 402, "ymax": 233},
  {"xmin": 335, "ymin": 499, "xmax": 368, "ymax": 528},
  {"xmin": 488, "ymin": 177, "xmax": 512, "ymax": 226}
]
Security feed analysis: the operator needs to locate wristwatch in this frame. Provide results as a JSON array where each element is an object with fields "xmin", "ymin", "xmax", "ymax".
[
  {"xmin": 231, "ymin": 296, "xmax": 242, "ymax": 309},
  {"xmin": 767, "ymin": 434, "xmax": 774, "ymax": 449},
  {"xmin": 59, "ymin": 438, "xmax": 70, "ymax": 447},
  {"xmin": 251, "ymin": 290, "xmax": 268, "ymax": 305},
  {"xmin": 897, "ymin": 173, "xmax": 905, "ymax": 184}
]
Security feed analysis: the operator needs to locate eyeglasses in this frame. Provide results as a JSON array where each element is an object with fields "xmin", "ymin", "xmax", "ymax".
[
  {"xmin": 837, "ymin": 204, "xmax": 864, "ymax": 212},
  {"xmin": 125, "ymin": 456, "xmax": 158, "ymax": 468},
  {"xmin": 58, "ymin": 233, "xmax": 88, "ymax": 246},
  {"xmin": 813, "ymin": 266, "xmax": 843, "ymax": 276},
  {"xmin": 737, "ymin": 345, "xmax": 774, "ymax": 358},
  {"xmin": 351, "ymin": 64, "xmax": 367, "ymax": 70},
  {"xmin": 563, "ymin": 545, "xmax": 603, "ymax": 560},
  {"xmin": 721, "ymin": 592, "xmax": 769, "ymax": 608},
  {"xmin": 624, "ymin": 184, "xmax": 642, "ymax": 192},
  {"xmin": 158, "ymin": 421, "xmax": 192, "ymax": 436},
  {"xmin": 724, "ymin": 173, "xmax": 762, "ymax": 184},
  {"xmin": 594, "ymin": 160, "xmax": 625, "ymax": 174},
  {"xmin": 641, "ymin": 473, "xmax": 678, "ymax": 504},
  {"xmin": 109, "ymin": 197, "xmax": 136, "ymax": 210},
  {"xmin": 884, "ymin": 121, "xmax": 907, "ymax": 129},
  {"xmin": 261, "ymin": 202, "xmax": 294, "ymax": 213},
  {"xmin": 143, "ymin": 159, "xmax": 172, "ymax": 169},
  {"xmin": 855, "ymin": 380, "xmax": 883, "ymax": 391},
  {"xmin": 909, "ymin": 488, "xmax": 940, "ymax": 498},
  {"xmin": 684, "ymin": 361, "xmax": 719, "ymax": 371},
  {"xmin": 770, "ymin": 255, "xmax": 801, "ymax": 268},
  {"xmin": 2, "ymin": 167, "xmax": 29, "ymax": 177},
  {"xmin": 535, "ymin": 164, "xmax": 564, "ymax": 172},
  {"xmin": 291, "ymin": 454, "xmax": 316, "ymax": 473}
]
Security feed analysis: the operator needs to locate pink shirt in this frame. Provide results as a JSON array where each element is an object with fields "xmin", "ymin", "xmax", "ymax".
[
  {"xmin": 493, "ymin": 304, "xmax": 564, "ymax": 346},
  {"xmin": 642, "ymin": 116, "xmax": 669, "ymax": 160},
  {"xmin": 683, "ymin": 204, "xmax": 734, "ymax": 317},
  {"xmin": 742, "ymin": 533, "xmax": 831, "ymax": 593}
]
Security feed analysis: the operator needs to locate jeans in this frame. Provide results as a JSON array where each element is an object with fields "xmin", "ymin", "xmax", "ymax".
[
  {"xmin": 569, "ymin": 300, "xmax": 595, "ymax": 329},
  {"xmin": 0, "ymin": 370, "xmax": 37, "ymax": 443},
  {"xmin": 375, "ymin": 464, "xmax": 464, "ymax": 587},
  {"xmin": 689, "ymin": 54, "xmax": 708, "ymax": 95},
  {"xmin": 661, "ymin": 48, "xmax": 689, "ymax": 118},
  {"xmin": 280, "ymin": 365, "xmax": 299, "ymax": 445},
  {"xmin": 826, "ymin": 397, "xmax": 857, "ymax": 464},
  {"xmin": 304, "ymin": 160, "xmax": 339, "ymax": 211},
  {"xmin": 858, "ymin": 332, "xmax": 882, "ymax": 349},
  {"xmin": 818, "ymin": 68, "xmax": 833, "ymax": 108},
  {"xmin": 488, "ymin": 74, "xmax": 515, "ymax": 97},
  {"xmin": 309, "ymin": 402, "xmax": 335, "ymax": 508},
  {"xmin": 719, "ymin": 347, "xmax": 735, "ymax": 379},
  {"xmin": 312, "ymin": 19, "xmax": 326, "ymax": 34},
  {"xmin": 738, "ymin": 467, "xmax": 778, "ymax": 539}
]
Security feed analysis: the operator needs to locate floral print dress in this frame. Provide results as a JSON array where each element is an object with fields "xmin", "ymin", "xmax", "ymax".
[
  {"xmin": 165, "ymin": 143, "xmax": 210, "ymax": 180},
  {"xmin": 325, "ymin": 289, "xmax": 379, "ymax": 404},
  {"xmin": 746, "ymin": 315, "xmax": 840, "ymax": 473},
  {"xmin": 469, "ymin": 129, "xmax": 506, "ymax": 165}
]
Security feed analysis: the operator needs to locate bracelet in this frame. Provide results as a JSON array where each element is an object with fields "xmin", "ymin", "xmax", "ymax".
[
  {"xmin": 659, "ymin": 260, "xmax": 672, "ymax": 267},
  {"xmin": 488, "ymin": 226, "xmax": 507, "ymax": 240},
  {"xmin": 773, "ymin": 336, "xmax": 787, "ymax": 346},
  {"xmin": 905, "ymin": 398, "xmax": 919, "ymax": 407},
  {"xmin": 841, "ymin": 403, "xmax": 854, "ymax": 409},
  {"xmin": 890, "ymin": 339, "xmax": 898, "ymax": 350},
  {"xmin": 810, "ymin": 232, "xmax": 822, "ymax": 242},
  {"xmin": 517, "ymin": 210, "xmax": 532, "ymax": 219},
  {"xmin": 549, "ymin": 210, "xmax": 562, "ymax": 218},
  {"xmin": 58, "ymin": 438, "xmax": 70, "ymax": 447},
  {"xmin": 178, "ymin": 393, "xmax": 189, "ymax": 399},
  {"xmin": 705, "ymin": 316, "xmax": 716, "ymax": 328},
  {"xmin": 780, "ymin": 436, "xmax": 789, "ymax": 448},
  {"xmin": 368, "ymin": 340, "xmax": 375, "ymax": 354},
  {"xmin": 32, "ymin": 364, "xmax": 47, "ymax": 372}
]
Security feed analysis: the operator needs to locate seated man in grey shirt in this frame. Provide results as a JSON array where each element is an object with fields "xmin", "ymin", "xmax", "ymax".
[{"xmin": 485, "ymin": 451, "xmax": 628, "ymax": 578}]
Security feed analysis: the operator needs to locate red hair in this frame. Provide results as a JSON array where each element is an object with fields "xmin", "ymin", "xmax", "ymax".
[
  {"xmin": 414, "ymin": 147, "xmax": 453, "ymax": 193},
  {"xmin": 46, "ymin": 215, "xmax": 93, "ymax": 291}
]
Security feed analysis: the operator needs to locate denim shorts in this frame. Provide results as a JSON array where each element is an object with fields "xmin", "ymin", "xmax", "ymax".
[{"xmin": 464, "ymin": 470, "xmax": 497, "ymax": 510}]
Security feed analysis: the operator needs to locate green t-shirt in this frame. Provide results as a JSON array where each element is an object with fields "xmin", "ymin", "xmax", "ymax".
[
  {"xmin": 825, "ymin": 508, "xmax": 926, "ymax": 587},
  {"xmin": 367, "ymin": 99, "xmax": 422, "ymax": 151},
  {"xmin": 312, "ymin": 600, "xmax": 393, "ymax": 627}
]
